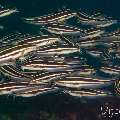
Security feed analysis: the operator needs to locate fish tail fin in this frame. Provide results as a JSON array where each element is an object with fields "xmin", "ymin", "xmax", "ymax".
[
  {"xmin": 59, "ymin": 35, "xmax": 75, "ymax": 47},
  {"xmin": 13, "ymin": 8, "xmax": 19, "ymax": 13},
  {"xmin": 115, "ymin": 78, "xmax": 120, "ymax": 95}
]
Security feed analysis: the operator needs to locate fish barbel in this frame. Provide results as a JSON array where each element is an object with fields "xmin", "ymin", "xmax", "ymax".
[{"xmin": 36, "ymin": 47, "xmax": 80, "ymax": 56}]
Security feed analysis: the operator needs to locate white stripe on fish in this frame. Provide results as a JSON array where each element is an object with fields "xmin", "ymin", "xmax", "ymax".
[
  {"xmin": 0, "ymin": 36, "xmax": 58, "ymax": 64},
  {"xmin": 0, "ymin": 65, "xmax": 32, "ymax": 81},
  {"xmin": 36, "ymin": 47, "xmax": 80, "ymax": 56},
  {"xmin": 0, "ymin": 8, "xmax": 18, "ymax": 18},
  {"xmin": 55, "ymin": 76, "xmax": 114, "ymax": 89},
  {"xmin": 64, "ymin": 89, "xmax": 112, "ymax": 98},
  {"xmin": 23, "ymin": 9, "xmax": 76, "ymax": 25}
]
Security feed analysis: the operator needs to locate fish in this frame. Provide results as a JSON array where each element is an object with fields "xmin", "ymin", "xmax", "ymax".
[
  {"xmin": 0, "ymin": 36, "xmax": 58, "ymax": 65},
  {"xmin": 77, "ymin": 42, "xmax": 110, "ymax": 51},
  {"xmin": 64, "ymin": 89, "xmax": 112, "ymax": 98},
  {"xmin": 115, "ymin": 79, "xmax": 120, "ymax": 95},
  {"xmin": 103, "ymin": 65, "xmax": 120, "ymax": 73},
  {"xmin": 29, "ymin": 40, "xmax": 74, "ymax": 55},
  {"xmin": 0, "ymin": 81, "xmax": 29, "ymax": 95},
  {"xmin": 95, "ymin": 68, "xmax": 120, "ymax": 79},
  {"xmin": 23, "ymin": 9, "xmax": 76, "ymax": 25},
  {"xmin": 29, "ymin": 71, "xmax": 74, "ymax": 84},
  {"xmin": 23, "ymin": 54, "xmax": 82, "ymax": 69},
  {"xmin": 45, "ymin": 26, "xmax": 104, "ymax": 45},
  {"xmin": 77, "ymin": 10, "xmax": 107, "ymax": 21},
  {"xmin": 101, "ymin": 66, "xmax": 120, "ymax": 74},
  {"xmin": 75, "ymin": 38, "xmax": 114, "ymax": 49},
  {"xmin": 0, "ymin": 65, "xmax": 32, "ymax": 81},
  {"xmin": 94, "ymin": 30, "xmax": 120, "ymax": 43},
  {"xmin": 77, "ymin": 11, "xmax": 117, "ymax": 27},
  {"xmin": 55, "ymin": 76, "xmax": 114, "ymax": 89},
  {"xmin": 14, "ymin": 86, "xmax": 60, "ymax": 97},
  {"xmin": 72, "ymin": 28, "xmax": 120, "ymax": 44},
  {"xmin": 82, "ymin": 42, "xmax": 112, "ymax": 52},
  {"xmin": 36, "ymin": 47, "xmax": 80, "ymax": 56},
  {"xmin": 78, "ymin": 29, "xmax": 104, "ymax": 41},
  {"xmin": 44, "ymin": 24, "xmax": 85, "ymax": 35},
  {"xmin": 0, "ymin": 8, "xmax": 18, "ymax": 18},
  {"xmin": 21, "ymin": 58, "xmax": 80, "ymax": 72},
  {"xmin": 0, "ymin": 44, "xmax": 37, "ymax": 65},
  {"xmin": 16, "ymin": 35, "xmax": 60, "ymax": 46},
  {"xmin": 68, "ymin": 28, "xmax": 104, "ymax": 45}
]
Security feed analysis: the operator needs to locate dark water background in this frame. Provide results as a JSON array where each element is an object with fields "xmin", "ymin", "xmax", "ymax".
[{"xmin": 0, "ymin": 0, "xmax": 120, "ymax": 120}]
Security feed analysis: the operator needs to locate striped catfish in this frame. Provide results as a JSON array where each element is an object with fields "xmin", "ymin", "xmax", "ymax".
[
  {"xmin": 15, "ymin": 35, "xmax": 60, "ymax": 46},
  {"xmin": 64, "ymin": 89, "xmax": 112, "ymax": 98},
  {"xmin": 28, "ymin": 67, "xmax": 89, "ymax": 85},
  {"xmin": 0, "ymin": 65, "xmax": 32, "ymax": 81},
  {"xmin": 55, "ymin": 75, "xmax": 114, "ymax": 89},
  {"xmin": 94, "ymin": 68, "xmax": 120, "ymax": 79},
  {"xmin": 102, "ymin": 65, "xmax": 120, "ymax": 73},
  {"xmin": 95, "ymin": 30, "xmax": 120, "ymax": 43},
  {"xmin": 44, "ymin": 24, "xmax": 85, "ymax": 35},
  {"xmin": 0, "ymin": 81, "xmax": 29, "ymax": 95},
  {"xmin": 77, "ymin": 11, "xmax": 117, "ymax": 28},
  {"xmin": 78, "ymin": 28, "xmax": 104, "ymax": 41},
  {"xmin": 23, "ymin": 9, "xmax": 76, "ymax": 25},
  {"xmin": 13, "ymin": 85, "xmax": 59, "ymax": 97},
  {"xmin": 45, "ymin": 25, "xmax": 104, "ymax": 44},
  {"xmin": 0, "ymin": 8, "xmax": 18, "ymax": 18},
  {"xmin": 29, "ymin": 71, "xmax": 74, "ymax": 84},
  {"xmin": 0, "ymin": 36, "xmax": 59, "ymax": 65},
  {"xmin": 21, "ymin": 58, "xmax": 80, "ymax": 72}
]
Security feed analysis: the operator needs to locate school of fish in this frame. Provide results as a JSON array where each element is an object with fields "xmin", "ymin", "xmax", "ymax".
[{"xmin": 0, "ymin": 7, "xmax": 120, "ymax": 98}]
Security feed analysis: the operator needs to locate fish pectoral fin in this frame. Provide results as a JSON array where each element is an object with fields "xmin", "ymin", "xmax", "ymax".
[
  {"xmin": 60, "ymin": 35, "xmax": 74, "ymax": 47},
  {"xmin": 7, "ymin": 58, "xmax": 16, "ymax": 65},
  {"xmin": 19, "ymin": 57, "xmax": 26, "ymax": 63},
  {"xmin": 19, "ymin": 50, "xmax": 26, "ymax": 62},
  {"xmin": 57, "ymin": 18, "xmax": 67, "ymax": 24}
]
